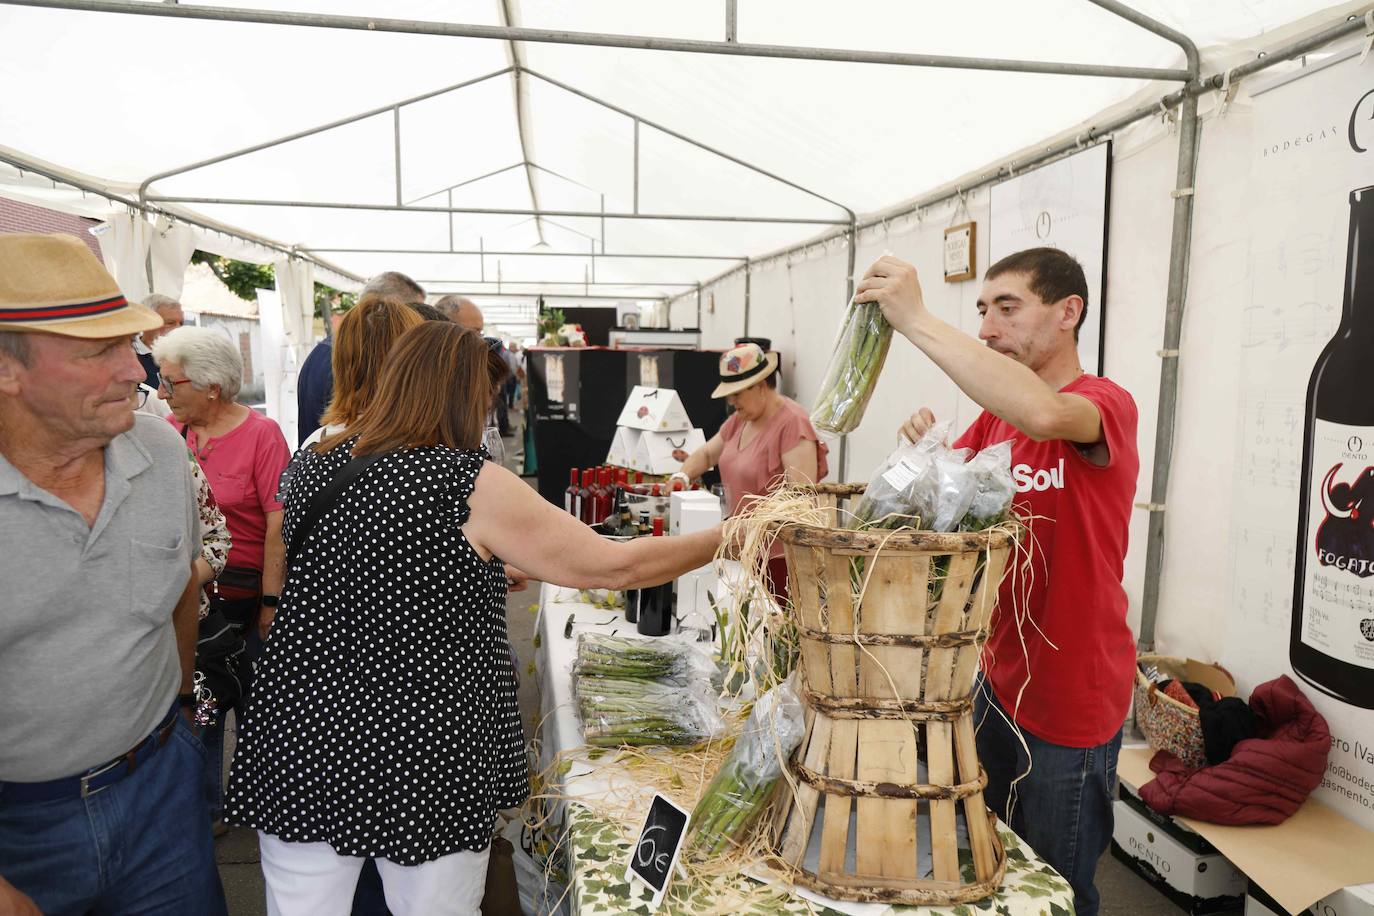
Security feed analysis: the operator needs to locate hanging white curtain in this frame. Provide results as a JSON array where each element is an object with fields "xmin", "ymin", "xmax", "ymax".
[
  {"xmin": 148, "ymin": 215, "xmax": 198, "ymax": 299},
  {"xmin": 92, "ymin": 211, "xmax": 154, "ymax": 303},
  {"xmin": 255, "ymin": 287, "xmax": 299, "ymax": 445},
  {"xmin": 272, "ymin": 256, "xmax": 316, "ymax": 351}
]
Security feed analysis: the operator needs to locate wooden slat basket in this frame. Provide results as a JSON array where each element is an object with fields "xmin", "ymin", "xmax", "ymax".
[{"xmin": 767, "ymin": 483, "xmax": 1018, "ymax": 906}]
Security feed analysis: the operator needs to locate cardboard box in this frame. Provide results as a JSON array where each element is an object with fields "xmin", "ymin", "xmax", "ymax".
[
  {"xmin": 1248, "ymin": 879, "xmax": 1374, "ymax": 916},
  {"xmin": 631, "ymin": 428, "xmax": 705, "ymax": 474},
  {"xmin": 669, "ymin": 490, "xmax": 721, "ymax": 537},
  {"xmin": 1117, "ymin": 747, "xmax": 1374, "ymax": 916},
  {"xmin": 1118, "ymin": 782, "xmax": 1222, "ymax": 856},
  {"xmin": 1111, "ymin": 798, "xmax": 1246, "ymax": 914},
  {"xmin": 606, "ymin": 426, "xmax": 642, "ymax": 467},
  {"xmin": 615, "ymin": 386, "xmax": 691, "ymax": 432}
]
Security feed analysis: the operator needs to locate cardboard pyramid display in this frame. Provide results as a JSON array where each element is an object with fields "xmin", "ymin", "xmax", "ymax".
[
  {"xmin": 605, "ymin": 426, "xmax": 643, "ymax": 468},
  {"xmin": 615, "ymin": 386, "xmax": 691, "ymax": 432},
  {"xmin": 631, "ymin": 428, "xmax": 706, "ymax": 475}
]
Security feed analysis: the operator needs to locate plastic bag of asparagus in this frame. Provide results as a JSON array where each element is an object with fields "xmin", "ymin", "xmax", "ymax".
[
  {"xmin": 573, "ymin": 633, "xmax": 715, "ymax": 683},
  {"xmin": 810, "ymin": 291, "xmax": 893, "ymax": 435},
  {"xmin": 576, "ymin": 675, "xmax": 724, "ymax": 748},
  {"xmin": 687, "ymin": 678, "xmax": 805, "ymax": 858}
]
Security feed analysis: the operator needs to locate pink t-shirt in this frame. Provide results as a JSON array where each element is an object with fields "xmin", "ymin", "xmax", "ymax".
[
  {"xmin": 954, "ymin": 374, "xmax": 1139, "ymax": 748},
  {"xmin": 718, "ymin": 396, "xmax": 830, "ymax": 519},
  {"xmin": 170, "ymin": 409, "xmax": 290, "ymax": 572}
]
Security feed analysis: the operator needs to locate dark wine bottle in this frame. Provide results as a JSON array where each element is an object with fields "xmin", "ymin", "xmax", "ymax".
[
  {"xmin": 1291, "ymin": 183, "xmax": 1374, "ymax": 710},
  {"xmin": 577, "ymin": 470, "xmax": 594, "ymax": 525}
]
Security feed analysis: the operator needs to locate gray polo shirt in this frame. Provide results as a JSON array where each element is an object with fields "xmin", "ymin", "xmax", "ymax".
[{"xmin": 0, "ymin": 413, "xmax": 197, "ymax": 782}]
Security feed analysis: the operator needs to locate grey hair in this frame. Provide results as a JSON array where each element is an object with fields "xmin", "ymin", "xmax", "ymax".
[
  {"xmin": 0, "ymin": 330, "xmax": 31, "ymax": 366},
  {"xmin": 142, "ymin": 294, "xmax": 183, "ymax": 315},
  {"xmin": 362, "ymin": 271, "xmax": 425, "ymax": 304},
  {"xmin": 152, "ymin": 326, "xmax": 243, "ymax": 400}
]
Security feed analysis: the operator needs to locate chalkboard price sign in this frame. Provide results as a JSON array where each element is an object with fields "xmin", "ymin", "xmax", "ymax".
[{"xmin": 626, "ymin": 793, "xmax": 692, "ymax": 909}]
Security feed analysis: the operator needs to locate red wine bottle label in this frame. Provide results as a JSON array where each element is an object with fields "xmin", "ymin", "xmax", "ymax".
[{"xmin": 1300, "ymin": 419, "xmax": 1374, "ymax": 670}]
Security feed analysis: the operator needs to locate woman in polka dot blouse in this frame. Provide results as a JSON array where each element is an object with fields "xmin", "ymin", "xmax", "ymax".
[{"xmin": 225, "ymin": 322, "xmax": 722, "ymax": 915}]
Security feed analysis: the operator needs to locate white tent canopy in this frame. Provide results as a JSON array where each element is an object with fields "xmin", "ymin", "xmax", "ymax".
[{"xmin": 0, "ymin": 0, "xmax": 1351, "ymax": 300}]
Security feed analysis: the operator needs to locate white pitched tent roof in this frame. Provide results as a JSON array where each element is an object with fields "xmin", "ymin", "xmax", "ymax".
[{"xmin": 0, "ymin": 0, "xmax": 1355, "ymax": 301}]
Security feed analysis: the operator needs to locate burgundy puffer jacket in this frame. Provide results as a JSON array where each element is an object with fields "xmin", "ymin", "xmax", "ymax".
[{"xmin": 1139, "ymin": 675, "xmax": 1330, "ymax": 825}]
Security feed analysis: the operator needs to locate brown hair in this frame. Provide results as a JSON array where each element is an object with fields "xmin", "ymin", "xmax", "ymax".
[
  {"xmin": 985, "ymin": 247, "xmax": 1090, "ymax": 338},
  {"xmin": 321, "ymin": 322, "xmax": 504, "ymax": 456},
  {"xmin": 321, "ymin": 297, "xmax": 424, "ymax": 429}
]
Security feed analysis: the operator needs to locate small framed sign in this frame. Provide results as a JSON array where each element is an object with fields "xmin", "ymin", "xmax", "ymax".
[
  {"xmin": 625, "ymin": 793, "xmax": 691, "ymax": 910},
  {"xmin": 944, "ymin": 221, "xmax": 977, "ymax": 282}
]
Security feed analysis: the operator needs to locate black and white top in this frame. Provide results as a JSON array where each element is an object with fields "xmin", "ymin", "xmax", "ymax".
[{"xmin": 224, "ymin": 439, "xmax": 528, "ymax": 865}]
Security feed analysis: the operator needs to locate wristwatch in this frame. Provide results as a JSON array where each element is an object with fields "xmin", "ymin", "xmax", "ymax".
[{"xmin": 260, "ymin": 594, "xmax": 280, "ymax": 608}]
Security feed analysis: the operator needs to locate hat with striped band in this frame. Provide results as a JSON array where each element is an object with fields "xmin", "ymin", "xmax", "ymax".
[{"xmin": 0, "ymin": 233, "xmax": 160, "ymax": 339}]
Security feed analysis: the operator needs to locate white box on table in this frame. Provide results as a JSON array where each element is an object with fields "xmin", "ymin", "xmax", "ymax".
[
  {"xmin": 1111, "ymin": 797, "xmax": 1246, "ymax": 914},
  {"xmin": 670, "ymin": 489, "xmax": 721, "ymax": 537}
]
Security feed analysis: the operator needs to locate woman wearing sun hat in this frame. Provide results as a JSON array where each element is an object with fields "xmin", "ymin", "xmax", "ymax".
[{"xmin": 671, "ymin": 341, "xmax": 828, "ymax": 601}]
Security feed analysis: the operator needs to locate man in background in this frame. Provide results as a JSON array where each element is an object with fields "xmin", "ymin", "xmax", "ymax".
[{"xmin": 134, "ymin": 293, "xmax": 184, "ymax": 389}]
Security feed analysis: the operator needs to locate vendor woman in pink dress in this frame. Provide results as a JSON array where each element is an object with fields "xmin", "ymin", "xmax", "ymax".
[{"xmin": 671, "ymin": 342, "xmax": 828, "ymax": 601}]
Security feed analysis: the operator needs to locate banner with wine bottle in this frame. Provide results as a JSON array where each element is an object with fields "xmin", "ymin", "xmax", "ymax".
[{"xmin": 1220, "ymin": 51, "xmax": 1374, "ymax": 829}]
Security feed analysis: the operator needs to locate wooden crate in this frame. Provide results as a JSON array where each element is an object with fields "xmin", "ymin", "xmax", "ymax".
[{"xmin": 768, "ymin": 483, "xmax": 1016, "ymax": 906}]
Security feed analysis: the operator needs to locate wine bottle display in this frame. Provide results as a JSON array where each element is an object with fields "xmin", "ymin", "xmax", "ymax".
[{"xmin": 1291, "ymin": 184, "xmax": 1374, "ymax": 709}]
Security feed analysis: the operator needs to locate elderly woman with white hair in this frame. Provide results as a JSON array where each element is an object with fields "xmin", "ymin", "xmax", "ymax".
[{"xmin": 153, "ymin": 326, "xmax": 290, "ymax": 825}]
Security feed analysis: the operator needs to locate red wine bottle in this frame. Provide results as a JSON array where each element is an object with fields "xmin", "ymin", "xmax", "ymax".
[
  {"xmin": 564, "ymin": 468, "xmax": 580, "ymax": 515},
  {"xmin": 1291, "ymin": 184, "xmax": 1374, "ymax": 709},
  {"xmin": 577, "ymin": 470, "xmax": 594, "ymax": 525}
]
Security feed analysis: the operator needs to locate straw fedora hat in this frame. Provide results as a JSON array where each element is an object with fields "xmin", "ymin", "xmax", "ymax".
[
  {"xmin": 711, "ymin": 342, "xmax": 780, "ymax": 398},
  {"xmin": 0, "ymin": 233, "xmax": 161, "ymax": 339}
]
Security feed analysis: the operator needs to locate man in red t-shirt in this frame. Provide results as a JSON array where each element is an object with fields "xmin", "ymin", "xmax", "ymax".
[{"xmin": 856, "ymin": 248, "xmax": 1138, "ymax": 916}]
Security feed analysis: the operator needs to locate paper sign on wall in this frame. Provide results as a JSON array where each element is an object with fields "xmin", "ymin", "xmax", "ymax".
[
  {"xmin": 626, "ymin": 793, "xmax": 691, "ymax": 911},
  {"xmin": 631, "ymin": 428, "xmax": 706, "ymax": 475},
  {"xmin": 616, "ymin": 386, "xmax": 691, "ymax": 432}
]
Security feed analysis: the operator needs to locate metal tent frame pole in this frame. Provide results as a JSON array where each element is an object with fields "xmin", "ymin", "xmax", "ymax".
[
  {"xmin": 0, "ymin": 0, "xmax": 1190, "ymax": 82},
  {"xmin": 0, "ymin": 151, "xmax": 364, "ymax": 287}
]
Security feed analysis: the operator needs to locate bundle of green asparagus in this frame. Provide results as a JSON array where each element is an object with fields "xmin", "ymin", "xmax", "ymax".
[
  {"xmin": 810, "ymin": 294, "xmax": 893, "ymax": 435},
  {"xmin": 576, "ymin": 676, "xmax": 723, "ymax": 748},
  {"xmin": 573, "ymin": 633, "xmax": 714, "ymax": 681},
  {"xmin": 688, "ymin": 679, "xmax": 805, "ymax": 858}
]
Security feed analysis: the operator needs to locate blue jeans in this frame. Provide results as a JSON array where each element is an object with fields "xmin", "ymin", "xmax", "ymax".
[
  {"xmin": 201, "ymin": 712, "xmax": 227, "ymax": 821},
  {"xmin": 974, "ymin": 680, "xmax": 1121, "ymax": 916},
  {"xmin": 0, "ymin": 712, "xmax": 228, "ymax": 916}
]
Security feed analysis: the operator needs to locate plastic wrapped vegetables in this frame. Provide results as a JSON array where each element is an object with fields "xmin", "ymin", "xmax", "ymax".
[
  {"xmin": 576, "ymin": 676, "xmax": 724, "ymax": 747},
  {"xmin": 574, "ymin": 633, "xmax": 714, "ymax": 682},
  {"xmin": 689, "ymin": 679, "xmax": 805, "ymax": 857},
  {"xmin": 810, "ymin": 294, "xmax": 893, "ymax": 435},
  {"xmin": 958, "ymin": 440, "xmax": 1015, "ymax": 531},
  {"xmin": 849, "ymin": 423, "xmax": 948, "ymax": 530}
]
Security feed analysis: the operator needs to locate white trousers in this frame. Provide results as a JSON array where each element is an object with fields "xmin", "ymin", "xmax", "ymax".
[{"xmin": 258, "ymin": 832, "xmax": 490, "ymax": 916}]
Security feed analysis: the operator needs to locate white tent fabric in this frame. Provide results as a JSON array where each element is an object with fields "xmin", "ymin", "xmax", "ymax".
[{"xmin": 0, "ymin": 0, "xmax": 1356, "ymax": 301}]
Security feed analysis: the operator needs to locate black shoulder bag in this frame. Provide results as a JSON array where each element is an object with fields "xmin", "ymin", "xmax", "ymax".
[{"xmin": 287, "ymin": 451, "xmax": 385, "ymax": 562}]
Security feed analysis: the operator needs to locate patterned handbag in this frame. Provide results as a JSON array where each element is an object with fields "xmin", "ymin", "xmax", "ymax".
[{"xmin": 1134, "ymin": 654, "xmax": 1238, "ymax": 769}]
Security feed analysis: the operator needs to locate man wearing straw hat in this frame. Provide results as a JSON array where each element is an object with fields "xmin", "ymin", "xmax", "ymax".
[
  {"xmin": 0, "ymin": 234, "xmax": 226, "ymax": 915},
  {"xmin": 857, "ymin": 249, "xmax": 1137, "ymax": 916}
]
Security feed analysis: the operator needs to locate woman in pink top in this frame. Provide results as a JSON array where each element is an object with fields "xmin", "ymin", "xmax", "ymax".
[
  {"xmin": 153, "ymin": 326, "xmax": 291, "ymax": 827},
  {"xmin": 673, "ymin": 342, "xmax": 828, "ymax": 601}
]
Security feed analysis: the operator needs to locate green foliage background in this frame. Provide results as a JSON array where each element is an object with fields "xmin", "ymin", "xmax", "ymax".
[{"xmin": 190, "ymin": 251, "xmax": 356, "ymax": 319}]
